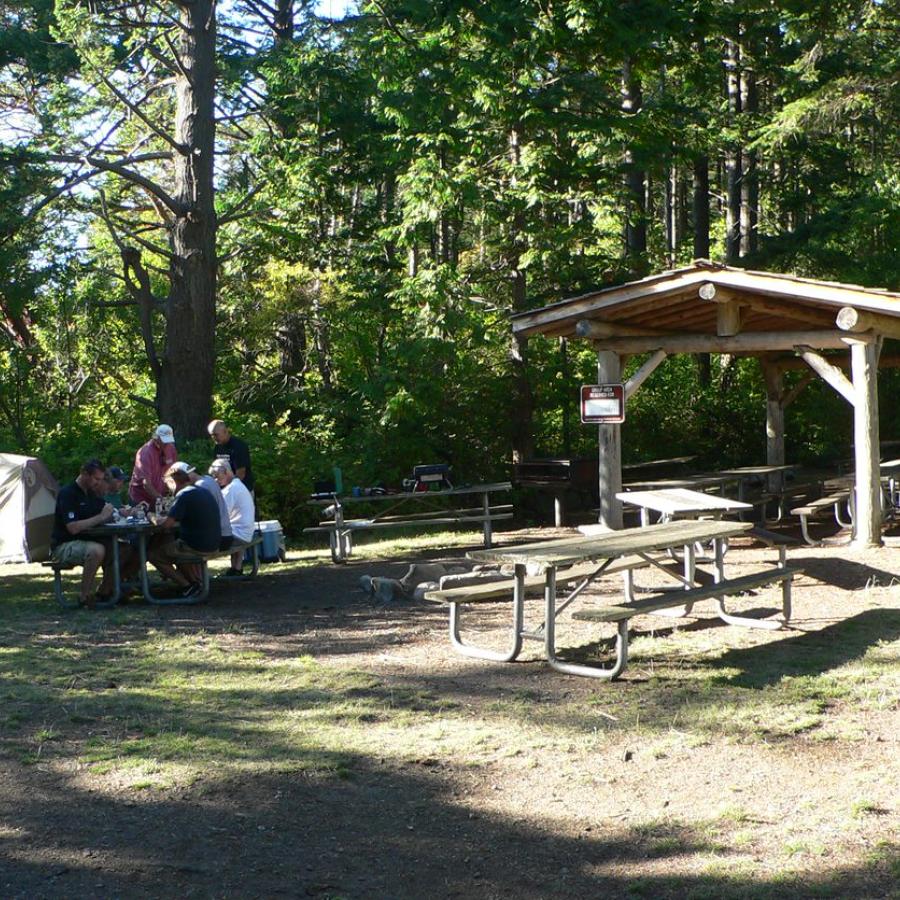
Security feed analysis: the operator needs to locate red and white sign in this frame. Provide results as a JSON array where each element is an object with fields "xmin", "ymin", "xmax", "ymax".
[{"xmin": 581, "ymin": 384, "xmax": 625, "ymax": 424}]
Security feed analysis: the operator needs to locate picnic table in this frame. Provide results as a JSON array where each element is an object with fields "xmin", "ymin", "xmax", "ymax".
[
  {"xmin": 44, "ymin": 520, "xmax": 262, "ymax": 608},
  {"xmin": 431, "ymin": 519, "xmax": 801, "ymax": 680},
  {"xmin": 304, "ymin": 482, "xmax": 513, "ymax": 563},
  {"xmin": 714, "ymin": 464, "xmax": 798, "ymax": 498},
  {"xmin": 616, "ymin": 487, "xmax": 752, "ymax": 526},
  {"xmin": 791, "ymin": 459, "xmax": 900, "ymax": 545},
  {"xmin": 621, "ymin": 473, "xmax": 735, "ymax": 494}
]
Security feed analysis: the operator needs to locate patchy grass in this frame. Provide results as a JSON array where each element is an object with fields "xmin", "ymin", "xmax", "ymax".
[{"xmin": 1, "ymin": 531, "xmax": 898, "ymax": 897}]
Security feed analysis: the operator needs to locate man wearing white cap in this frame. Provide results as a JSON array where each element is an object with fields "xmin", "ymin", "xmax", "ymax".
[
  {"xmin": 129, "ymin": 424, "xmax": 178, "ymax": 507},
  {"xmin": 167, "ymin": 461, "xmax": 233, "ymax": 551}
]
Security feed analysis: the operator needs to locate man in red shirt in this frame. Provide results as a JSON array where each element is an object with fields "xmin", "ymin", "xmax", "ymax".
[{"xmin": 129, "ymin": 424, "xmax": 178, "ymax": 507}]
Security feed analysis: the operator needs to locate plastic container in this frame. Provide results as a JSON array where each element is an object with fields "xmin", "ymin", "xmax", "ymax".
[{"xmin": 255, "ymin": 520, "xmax": 286, "ymax": 563}]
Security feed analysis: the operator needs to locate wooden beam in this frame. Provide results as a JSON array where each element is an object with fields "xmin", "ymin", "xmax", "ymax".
[
  {"xmin": 796, "ymin": 346, "xmax": 856, "ymax": 404},
  {"xmin": 760, "ymin": 359, "xmax": 785, "ymax": 492},
  {"xmin": 575, "ymin": 319, "xmax": 666, "ymax": 339},
  {"xmin": 601, "ymin": 289, "xmax": 699, "ymax": 320},
  {"xmin": 850, "ymin": 337, "xmax": 883, "ymax": 547},
  {"xmin": 582, "ymin": 329, "xmax": 854, "ymax": 354},
  {"xmin": 700, "ymin": 281, "xmax": 833, "ymax": 327},
  {"xmin": 836, "ymin": 306, "xmax": 900, "ymax": 341},
  {"xmin": 597, "ymin": 350, "xmax": 623, "ymax": 529},
  {"xmin": 512, "ymin": 270, "xmax": 712, "ymax": 336},
  {"xmin": 741, "ymin": 296, "xmax": 833, "ymax": 328},
  {"xmin": 624, "ymin": 349, "xmax": 667, "ymax": 400},
  {"xmin": 717, "ymin": 300, "xmax": 743, "ymax": 336},
  {"xmin": 709, "ymin": 269, "xmax": 900, "ymax": 317},
  {"xmin": 638, "ymin": 305, "xmax": 714, "ymax": 330},
  {"xmin": 767, "ymin": 353, "xmax": 900, "ymax": 371}
]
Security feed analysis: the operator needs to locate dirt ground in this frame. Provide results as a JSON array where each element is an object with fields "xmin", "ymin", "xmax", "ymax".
[{"xmin": 1, "ymin": 526, "xmax": 898, "ymax": 899}]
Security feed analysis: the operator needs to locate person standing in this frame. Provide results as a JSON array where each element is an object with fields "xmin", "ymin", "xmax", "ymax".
[
  {"xmin": 129, "ymin": 424, "xmax": 178, "ymax": 507},
  {"xmin": 207, "ymin": 419, "xmax": 254, "ymax": 493},
  {"xmin": 210, "ymin": 458, "xmax": 255, "ymax": 576},
  {"xmin": 51, "ymin": 459, "xmax": 116, "ymax": 607}
]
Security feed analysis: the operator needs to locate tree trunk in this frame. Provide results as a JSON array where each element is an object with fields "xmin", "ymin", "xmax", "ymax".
[
  {"xmin": 692, "ymin": 155, "xmax": 710, "ymax": 259},
  {"xmin": 621, "ymin": 57, "xmax": 646, "ymax": 271},
  {"xmin": 740, "ymin": 65, "xmax": 758, "ymax": 257},
  {"xmin": 156, "ymin": 0, "xmax": 218, "ymax": 440},
  {"xmin": 507, "ymin": 126, "xmax": 535, "ymax": 465},
  {"xmin": 273, "ymin": 0, "xmax": 293, "ymax": 45},
  {"xmin": 692, "ymin": 156, "xmax": 712, "ymax": 385},
  {"xmin": 724, "ymin": 38, "xmax": 742, "ymax": 264},
  {"xmin": 664, "ymin": 164, "xmax": 675, "ymax": 266}
]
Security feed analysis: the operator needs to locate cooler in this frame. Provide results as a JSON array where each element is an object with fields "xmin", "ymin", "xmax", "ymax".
[{"xmin": 255, "ymin": 520, "xmax": 286, "ymax": 563}]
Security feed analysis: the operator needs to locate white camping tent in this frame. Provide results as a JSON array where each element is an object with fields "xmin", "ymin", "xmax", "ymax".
[{"xmin": 0, "ymin": 454, "xmax": 59, "ymax": 564}]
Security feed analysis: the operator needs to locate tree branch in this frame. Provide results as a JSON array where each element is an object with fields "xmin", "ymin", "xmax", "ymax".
[
  {"xmin": 45, "ymin": 152, "xmax": 183, "ymax": 215},
  {"xmin": 99, "ymin": 192, "xmax": 164, "ymax": 379},
  {"xmin": 219, "ymin": 181, "xmax": 267, "ymax": 225},
  {"xmin": 90, "ymin": 63, "xmax": 187, "ymax": 155}
]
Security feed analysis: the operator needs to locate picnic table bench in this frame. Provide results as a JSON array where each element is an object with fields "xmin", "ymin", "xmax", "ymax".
[
  {"xmin": 304, "ymin": 482, "xmax": 513, "ymax": 563},
  {"xmin": 427, "ymin": 519, "xmax": 801, "ymax": 680},
  {"xmin": 790, "ymin": 491, "xmax": 854, "ymax": 545},
  {"xmin": 44, "ymin": 524, "xmax": 263, "ymax": 608}
]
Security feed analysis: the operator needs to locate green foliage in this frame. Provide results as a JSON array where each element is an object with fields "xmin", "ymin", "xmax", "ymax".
[{"xmin": 1, "ymin": 0, "xmax": 899, "ymax": 536}]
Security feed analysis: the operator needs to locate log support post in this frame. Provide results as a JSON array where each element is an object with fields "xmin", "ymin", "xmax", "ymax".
[
  {"xmin": 798, "ymin": 337, "xmax": 882, "ymax": 547},
  {"xmin": 717, "ymin": 300, "xmax": 743, "ymax": 336},
  {"xmin": 597, "ymin": 349, "xmax": 623, "ymax": 528},
  {"xmin": 624, "ymin": 349, "xmax": 667, "ymax": 400},
  {"xmin": 849, "ymin": 337, "xmax": 882, "ymax": 548},
  {"xmin": 760, "ymin": 358, "xmax": 785, "ymax": 493}
]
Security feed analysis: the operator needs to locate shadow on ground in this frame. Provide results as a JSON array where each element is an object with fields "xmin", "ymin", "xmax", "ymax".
[
  {"xmin": 790, "ymin": 555, "xmax": 900, "ymax": 591},
  {"xmin": 0, "ymin": 751, "xmax": 896, "ymax": 899},
  {"xmin": 706, "ymin": 608, "xmax": 900, "ymax": 688}
]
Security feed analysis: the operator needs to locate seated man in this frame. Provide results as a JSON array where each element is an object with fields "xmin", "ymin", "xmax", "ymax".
[
  {"xmin": 147, "ymin": 465, "xmax": 221, "ymax": 597},
  {"xmin": 168, "ymin": 461, "xmax": 233, "ymax": 551},
  {"xmin": 51, "ymin": 459, "xmax": 115, "ymax": 607},
  {"xmin": 103, "ymin": 465, "xmax": 136, "ymax": 514},
  {"xmin": 210, "ymin": 458, "xmax": 255, "ymax": 576}
]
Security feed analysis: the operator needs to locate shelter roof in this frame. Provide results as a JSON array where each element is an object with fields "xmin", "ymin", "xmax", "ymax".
[{"xmin": 511, "ymin": 261, "xmax": 900, "ymax": 339}]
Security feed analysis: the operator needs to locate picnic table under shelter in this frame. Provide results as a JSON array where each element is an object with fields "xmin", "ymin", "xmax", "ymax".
[{"xmin": 510, "ymin": 260, "xmax": 900, "ymax": 548}]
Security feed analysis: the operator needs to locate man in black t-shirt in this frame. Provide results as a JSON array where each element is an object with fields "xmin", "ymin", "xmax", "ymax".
[
  {"xmin": 208, "ymin": 419, "xmax": 254, "ymax": 493},
  {"xmin": 147, "ymin": 465, "xmax": 221, "ymax": 597},
  {"xmin": 51, "ymin": 459, "xmax": 116, "ymax": 606}
]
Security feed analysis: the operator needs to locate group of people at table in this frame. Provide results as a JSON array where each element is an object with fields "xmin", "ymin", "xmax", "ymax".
[{"xmin": 51, "ymin": 419, "xmax": 255, "ymax": 607}]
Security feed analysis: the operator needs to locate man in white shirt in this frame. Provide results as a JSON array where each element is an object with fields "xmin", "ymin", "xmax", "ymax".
[{"xmin": 209, "ymin": 458, "xmax": 255, "ymax": 576}]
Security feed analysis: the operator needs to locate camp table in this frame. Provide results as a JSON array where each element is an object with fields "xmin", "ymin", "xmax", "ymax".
[
  {"xmin": 616, "ymin": 487, "xmax": 752, "ymax": 526},
  {"xmin": 79, "ymin": 519, "xmax": 262, "ymax": 606},
  {"xmin": 304, "ymin": 482, "xmax": 513, "ymax": 563},
  {"xmin": 620, "ymin": 472, "xmax": 737, "ymax": 495},
  {"xmin": 456, "ymin": 519, "xmax": 799, "ymax": 679}
]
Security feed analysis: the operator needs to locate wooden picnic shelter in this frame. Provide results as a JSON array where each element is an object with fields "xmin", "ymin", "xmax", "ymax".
[{"xmin": 511, "ymin": 261, "xmax": 900, "ymax": 548}]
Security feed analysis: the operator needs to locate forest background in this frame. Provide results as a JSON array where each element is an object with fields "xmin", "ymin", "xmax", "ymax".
[{"xmin": 0, "ymin": 0, "xmax": 898, "ymax": 535}]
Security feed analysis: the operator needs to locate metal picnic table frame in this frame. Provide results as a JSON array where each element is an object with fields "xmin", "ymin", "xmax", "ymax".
[
  {"xmin": 61, "ymin": 521, "xmax": 261, "ymax": 607},
  {"xmin": 459, "ymin": 519, "xmax": 795, "ymax": 680},
  {"xmin": 304, "ymin": 482, "xmax": 513, "ymax": 563}
]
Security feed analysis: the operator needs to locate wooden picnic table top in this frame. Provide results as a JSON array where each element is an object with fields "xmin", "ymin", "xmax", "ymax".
[
  {"xmin": 616, "ymin": 487, "xmax": 752, "ymax": 516},
  {"xmin": 621, "ymin": 455, "xmax": 697, "ymax": 472},
  {"xmin": 714, "ymin": 464, "xmax": 797, "ymax": 478},
  {"xmin": 621, "ymin": 472, "xmax": 737, "ymax": 491},
  {"xmin": 467, "ymin": 519, "xmax": 752, "ymax": 572},
  {"xmin": 306, "ymin": 481, "xmax": 512, "ymax": 506}
]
